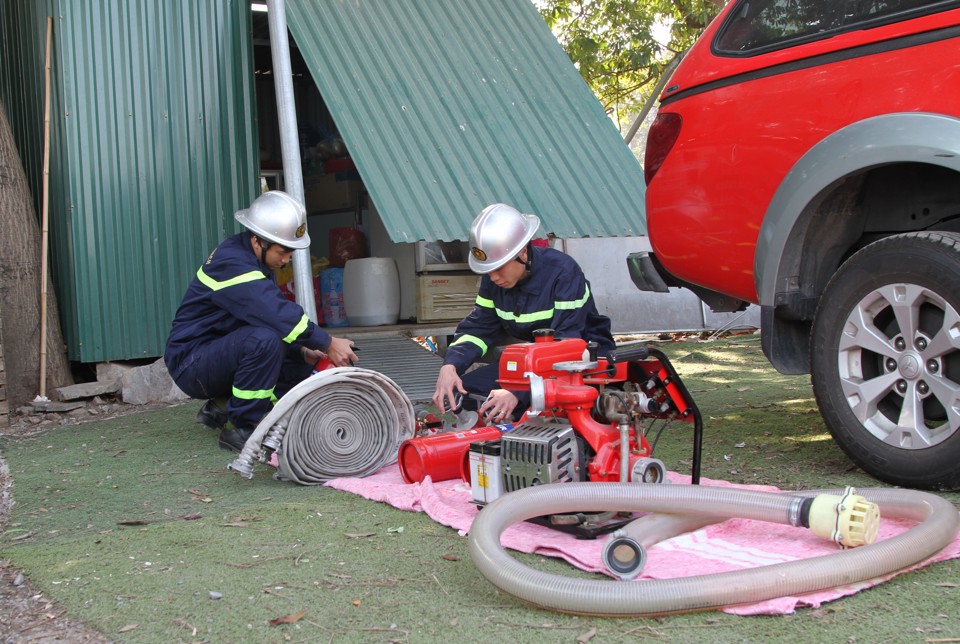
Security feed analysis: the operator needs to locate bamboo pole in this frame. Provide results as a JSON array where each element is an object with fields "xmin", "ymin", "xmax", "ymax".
[{"xmin": 39, "ymin": 16, "xmax": 52, "ymax": 400}]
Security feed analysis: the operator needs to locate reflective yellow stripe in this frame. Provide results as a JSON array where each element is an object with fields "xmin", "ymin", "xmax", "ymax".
[
  {"xmin": 450, "ymin": 334, "xmax": 488, "ymax": 355},
  {"xmin": 492, "ymin": 285, "xmax": 591, "ymax": 323},
  {"xmin": 555, "ymin": 284, "xmax": 591, "ymax": 310},
  {"xmin": 283, "ymin": 314, "xmax": 310, "ymax": 344},
  {"xmin": 232, "ymin": 385, "xmax": 278, "ymax": 405},
  {"xmin": 475, "ymin": 295, "xmax": 494, "ymax": 309},
  {"xmin": 197, "ymin": 267, "xmax": 266, "ymax": 291},
  {"xmin": 497, "ymin": 308, "xmax": 554, "ymax": 323}
]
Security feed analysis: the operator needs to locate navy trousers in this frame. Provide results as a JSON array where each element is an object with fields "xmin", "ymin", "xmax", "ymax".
[{"xmin": 172, "ymin": 326, "xmax": 312, "ymax": 429}]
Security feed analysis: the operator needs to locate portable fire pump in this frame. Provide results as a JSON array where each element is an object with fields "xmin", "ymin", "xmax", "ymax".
[{"xmin": 398, "ymin": 329, "xmax": 703, "ymax": 537}]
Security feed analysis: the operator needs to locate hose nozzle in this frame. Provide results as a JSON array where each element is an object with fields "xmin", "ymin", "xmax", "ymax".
[{"xmin": 807, "ymin": 486, "xmax": 880, "ymax": 548}]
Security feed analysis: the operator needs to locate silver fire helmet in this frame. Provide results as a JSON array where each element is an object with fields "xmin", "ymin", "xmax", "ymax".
[
  {"xmin": 234, "ymin": 191, "xmax": 311, "ymax": 249},
  {"xmin": 468, "ymin": 203, "xmax": 540, "ymax": 273}
]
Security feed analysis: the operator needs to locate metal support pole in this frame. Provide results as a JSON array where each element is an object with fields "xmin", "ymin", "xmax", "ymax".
[{"xmin": 266, "ymin": 0, "xmax": 317, "ymax": 322}]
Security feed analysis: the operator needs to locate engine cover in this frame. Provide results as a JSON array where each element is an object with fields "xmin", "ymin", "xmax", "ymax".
[{"xmin": 501, "ymin": 417, "xmax": 580, "ymax": 493}]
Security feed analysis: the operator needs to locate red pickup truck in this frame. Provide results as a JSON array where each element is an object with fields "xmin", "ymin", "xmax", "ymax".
[{"xmin": 632, "ymin": 0, "xmax": 960, "ymax": 490}]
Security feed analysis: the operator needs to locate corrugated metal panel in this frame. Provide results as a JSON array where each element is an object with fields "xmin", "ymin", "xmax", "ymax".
[
  {"xmin": 285, "ymin": 0, "xmax": 647, "ymax": 243},
  {"xmin": 348, "ymin": 335, "xmax": 443, "ymax": 404},
  {"xmin": 0, "ymin": 1, "xmax": 53, "ymax": 235},
  {"xmin": 5, "ymin": 0, "xmax": 260, "ymax": 363}
]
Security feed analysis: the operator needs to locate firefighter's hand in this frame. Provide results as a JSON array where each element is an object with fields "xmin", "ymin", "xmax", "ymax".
[
  {"xmin": 301, "ymin": 346, "xmax": 324, "ymax": 365},
  {"xmin": 433, "ymin": 364, "xmax": 466, "ymax": 414},
  {"xmin": 479, "ymin": 389, "xmax": 518, "ymax": 425},
  {"xmin": 326, "ymin": 337, "xmax": 359, "ymax": 367}
]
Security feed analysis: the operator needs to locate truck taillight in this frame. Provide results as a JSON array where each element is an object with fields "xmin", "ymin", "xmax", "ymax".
[{"xmin": 644, "ymin": 113, "xmax": 682, "ymax": 185}]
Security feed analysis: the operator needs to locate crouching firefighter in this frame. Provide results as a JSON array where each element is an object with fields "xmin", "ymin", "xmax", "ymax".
[
  {"xmin": 164, "ymin": 191, "xmax": 358, "ymax": 451},
  {"xmin": 432, "ymin": 203, "xmax": 615, "ymax": 425}
]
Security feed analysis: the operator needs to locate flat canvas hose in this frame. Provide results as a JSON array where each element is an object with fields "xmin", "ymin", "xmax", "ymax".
[
  {"xmin": 228, "ymin": 367, "xmax": 415, "ymax": 483},
  {"xmin": 468, "ymin": 482, "xmax": 960, "ymax": 616}
]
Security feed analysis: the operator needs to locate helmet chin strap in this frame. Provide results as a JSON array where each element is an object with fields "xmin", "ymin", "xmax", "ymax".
[
  {"xmin": 254, "ymin": 236, "xmax": 270, "ymax": 266},
  {"xmin": 513, "ymin": 244, "xmax": 534, "ymax": 288},
  {"xmin": 514, "ymin": 243, "xmax": 533, "ymax": 269}
]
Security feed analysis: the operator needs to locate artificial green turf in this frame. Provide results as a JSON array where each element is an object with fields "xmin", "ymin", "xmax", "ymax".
[{"xmin": 1, "ymin": 336, "xmax": 958, "ymax": 643}]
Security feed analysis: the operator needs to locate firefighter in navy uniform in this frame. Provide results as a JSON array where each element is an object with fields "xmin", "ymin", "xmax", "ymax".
[
  {"xmin": 164, "ymin": 191, "xmax": 358, "ymax": 452},
  {"xmin": 432, "ymin": 203, "xmax": 615, "ymax": 424}
]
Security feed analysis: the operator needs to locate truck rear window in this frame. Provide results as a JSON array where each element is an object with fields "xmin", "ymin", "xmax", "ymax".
[{"xmin": 714, "ymin": 0, "xmax": 960, "ymax": 55}]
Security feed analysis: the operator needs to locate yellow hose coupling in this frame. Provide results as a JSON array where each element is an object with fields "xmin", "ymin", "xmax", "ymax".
[{"xmin": 808, "ymin": 486, "xmax": 881, "ymax": 548}]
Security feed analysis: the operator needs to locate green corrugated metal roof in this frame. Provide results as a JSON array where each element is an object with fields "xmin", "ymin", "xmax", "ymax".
[{"xmin": 285, "ymin": 0, "xmax": 646, "ymax": 243}]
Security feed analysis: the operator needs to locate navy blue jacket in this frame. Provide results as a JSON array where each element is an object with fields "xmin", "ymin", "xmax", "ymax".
[
  {"xmin": 164, "ymin": 232, "xmax": 330, "ymax": 379},
  {"xmin": 443, "ymin": 246, "xmax": 614, "ymax": 374}
]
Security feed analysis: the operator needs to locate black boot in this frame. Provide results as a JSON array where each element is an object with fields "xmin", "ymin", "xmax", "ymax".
[
  {"xmin": 196, "ymin": 399, "xmax": 228, "ymax": 430},
  {"xmin": 218, "ymin": 427, "xmax": 254, "ymax": 453}
]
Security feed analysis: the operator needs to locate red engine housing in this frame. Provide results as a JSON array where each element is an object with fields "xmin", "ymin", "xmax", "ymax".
[
  {"xmin": 497, "ymin": 335, "xmax": 674, "ymax": 483},
  {"xmin": 400, "ymin": 334, "xmax": 702, "ymax": 489}
]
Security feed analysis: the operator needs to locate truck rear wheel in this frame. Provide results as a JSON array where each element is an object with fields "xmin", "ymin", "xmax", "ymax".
[{"xmin": 811, "ymin": 231, "xmax": 960, "ymax": 490}]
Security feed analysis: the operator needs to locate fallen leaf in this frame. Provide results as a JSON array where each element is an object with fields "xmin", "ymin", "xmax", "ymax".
[
  {"xmin": 345, "ymin": 532, "xmax": 377, "ymax": 539},
  {"xmin": 577, "ymin": 628, "xmax": 597, "ymax": 643},
  {"xmin": 269, "ymin": 610, "xmax": 307, "ymax": 626},
  {"xmin": 117, "ymin": 624, "xmax": 138, "ymax": 633},
  {"xmin": 222, "ymin": 522, "xmax": 250, "ymax": 528},
  {"xmin": 183, "ymin": 513, "xmax": 202, "ymax": 520},
  {"xmin": 172, "ymin": 618, "xmax": 197, "ymax": 636},
  {"xmin": 118, "ymin": 519, "xmax": 151, "ymax": 526},
  {"xmin": 441, "ymin": 554, "xmax": 459, "ymax": 561},
  {"xmin": 352, "ymin": 600, "xmax": 361, "ymax": 607}
]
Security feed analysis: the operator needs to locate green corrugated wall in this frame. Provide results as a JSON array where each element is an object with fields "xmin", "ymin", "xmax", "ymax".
[{"xmin": 0, "ymin": 0, "xmax": 258, "ymax": 362}]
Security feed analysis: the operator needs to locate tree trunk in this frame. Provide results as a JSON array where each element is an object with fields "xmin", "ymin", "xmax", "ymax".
[{"xmin": 0, "ymin": 101, "xmax": 73, "ymax": 411}]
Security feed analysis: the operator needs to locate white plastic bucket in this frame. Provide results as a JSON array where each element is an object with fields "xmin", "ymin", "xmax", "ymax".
[{"xmin": 343, "ymin": 257, "xmax": 400, "ymax": 326}]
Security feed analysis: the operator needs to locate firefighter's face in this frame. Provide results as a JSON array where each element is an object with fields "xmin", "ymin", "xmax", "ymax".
[
  {"xmin": 488, "ymin": 248, "xmax": 528, "ymax": 289},
  {"xmin": 254, "ymin": 237, "xmax": 294, "ymax": 271}
]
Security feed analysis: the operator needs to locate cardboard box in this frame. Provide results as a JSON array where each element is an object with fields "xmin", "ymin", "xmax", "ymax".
[
  {"xmin": 417, "ymin": 273, "xmax": 480, "ymax": 322},
  {"xmin": 303, "ymin": 174, "xmax": 362, "ymax": 213}
]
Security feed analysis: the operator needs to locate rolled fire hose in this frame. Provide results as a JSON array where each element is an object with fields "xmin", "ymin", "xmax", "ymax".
[
  {"xmin": 468, "ymin": 482, "xmax": 960, "ymax": 616},
  {"xmin": 228, "ymin": 367, "xmax": 415, "ymax": 484}
]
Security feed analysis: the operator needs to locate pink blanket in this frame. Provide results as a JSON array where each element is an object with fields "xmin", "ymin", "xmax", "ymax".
[{"xmin": 325, "ymin": 465, "xmax": 960, "ymax": 615}]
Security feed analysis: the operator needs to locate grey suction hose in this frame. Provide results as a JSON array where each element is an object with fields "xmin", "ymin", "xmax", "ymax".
[
  {"xmin": 468, "ymin": 483, "xmax": 960, "ymax": 616},
  {"xmin": 228, "ymin": 367, "xmax": 414, "ymax": 484}
]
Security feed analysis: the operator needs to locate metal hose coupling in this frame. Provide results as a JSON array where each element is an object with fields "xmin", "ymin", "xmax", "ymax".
[{"xmin": 228, "ymin": 367, "xmax": 415, "ymax": 484}]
